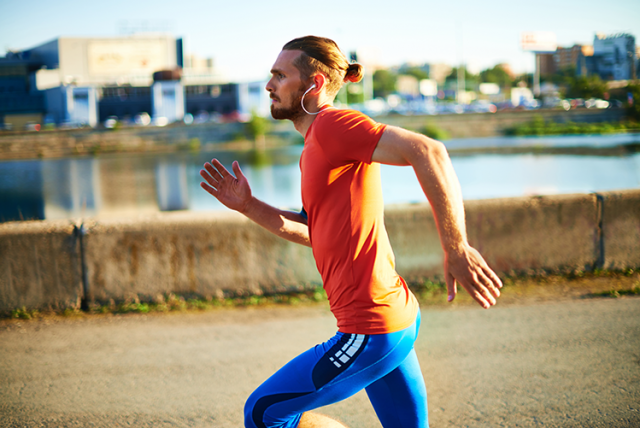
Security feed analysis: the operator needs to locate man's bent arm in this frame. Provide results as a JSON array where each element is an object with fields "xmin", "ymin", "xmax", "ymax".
[
  {"xmin": 372, "ymin": 126, "xmax": 502, "ymax": 308},
  {"xmin": 200, "ymin": 159, "xmax": 311, "ymax": 247},
  {"xmin": 242, "ymin": 197, "xmax": 311, "ymax": 247}
]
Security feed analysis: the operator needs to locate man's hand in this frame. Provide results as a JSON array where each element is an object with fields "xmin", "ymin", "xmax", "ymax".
[
  {"xmin": 200, "ymin": 159, "xmax": 251, "ymax": 213},
  {"xmin": 444, "ymin": 244, "xmax": 503, "ymax": 309}
]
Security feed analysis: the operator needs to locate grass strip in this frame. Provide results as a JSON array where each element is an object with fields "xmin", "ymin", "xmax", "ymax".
[{"xmin": 4, "ymin": 269, "xmax": 639, "ymax": 320}]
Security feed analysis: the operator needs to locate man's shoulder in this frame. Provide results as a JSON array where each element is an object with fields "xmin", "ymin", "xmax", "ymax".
[
  {"xmin": 319, "ymin": 108, "xmax": 371, "ymax": 121},
  {"xmin": 316, "ymin": 108, "xmax": 377, "ymax": 130},
  {"xmin": 310, "ymin": 107, "xmax": 386, "ymax": 162}
]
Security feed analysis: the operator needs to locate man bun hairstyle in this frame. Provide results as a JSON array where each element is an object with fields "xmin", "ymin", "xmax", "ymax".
[
  {"xmin": 345, "ymin": 63, "xmax": 364, "ymax": 83},
  {"xmin": 283, "ymin": 35, "xmax": 363, "ymax": 96}
]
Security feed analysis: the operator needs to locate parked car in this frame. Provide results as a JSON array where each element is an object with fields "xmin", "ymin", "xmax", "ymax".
[
  {"xmin": 568, "ymin": 98, "xmax": 585, "ymax": 109},
  {"xmin": 464, "ymin": 100, "xmax": 497, "ymax": 113},
  {"xmin": 134, "ymin": 113, "xmax": 151, "ymax": 126},
  {"xmin": 104, "ymin": 116, "xmax": 118, "ymax": 129},
  {"xmin": 585, "ymin": 98, "xmax": 609, "ymax": 109}
]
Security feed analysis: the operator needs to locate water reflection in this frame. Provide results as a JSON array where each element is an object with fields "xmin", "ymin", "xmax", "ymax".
[
  {"xmin": 0, "ymin": 139, "xmax": 639, "ymax": 222},
  {"xmin": 380, "ymin": 153, "xmax": 640, "ymax": 204},
  {"xmin": 42, "ymin": 158, "xmax": 101, "ymax": 219},
  {"xmin": 186, "ymin": 150, "xmax": 303, "ymax": 212},
  {"xmin": 157, "ymin": 161, "xmax": 189, "ymax": 211},
  {"xmin": 0, "ymin": 160, "xmax": 45, "ymax": 221}
]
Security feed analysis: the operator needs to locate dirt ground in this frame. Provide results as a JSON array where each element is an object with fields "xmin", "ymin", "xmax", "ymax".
[{"xmin": 1, "ymin": 274, "xmax": 639, "ymax": 428}]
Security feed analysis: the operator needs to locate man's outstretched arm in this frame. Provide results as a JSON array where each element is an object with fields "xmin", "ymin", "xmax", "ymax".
[
  {"xmin": 200, "ymin": 159, "xmax": 311, "ymax": 247},
  {"xmin": 372, "ymin": 126, "xmax": 502, "ymax": 308}
]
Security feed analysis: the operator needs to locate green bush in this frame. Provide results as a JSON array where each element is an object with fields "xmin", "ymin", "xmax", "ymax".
[
  {"xmin": 420, "ymin": 123, "xmax": 450, "ymax": 141},
  {"xmin": 507, "ymin": 116, "xmax": 631, "ymax": 136},
  {"xmin": 627, "ymin": 83, "xmax": 640, "ymax": 122},
  {"xmin": 246, "ymin": 112, "xmax": 271, "ymax": 141}
]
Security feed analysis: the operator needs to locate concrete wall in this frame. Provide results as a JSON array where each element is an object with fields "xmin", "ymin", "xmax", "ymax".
[
  {"xmin": 1, "ymin": 190, "xmax": 639, "ymax": 313},
  {"xmin": 386, "ymin": 193, "xmax": 602, "ymax": 280},
  {"xmin": 0, "ymin": 221, "xmax": 82, "ymax": 312},
  {"xmin": 81, "ymin": 212, "xmax": 320, "ymax": 304},
  {"xmin": 601, "ymin": 190, "xmax": 640, "ymax": 270}
]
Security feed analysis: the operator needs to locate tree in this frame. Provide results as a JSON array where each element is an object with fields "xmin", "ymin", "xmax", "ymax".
[
  {"xmin": 246, "ymin": 111, "xmax": 271, "ymax": 150},
  {"xmin": 400, "ymin": 66, "xmax": 429, "ymax": 81},
  {"xmin": 480, "ymin": 65, "xmax": 513, "ymax": 87},
  {"xmin": 565, "ymin": 75, "xmax": 607, "ymax": 99},
  {"xmin": 444, "ymin": 66, "xmax": 480, "ymax": 90},
  {"xmin": 544, "ymin": 66, "xmax": 576, "ymax": 86},
  {"xmin": 514, "ymin": 73, "xmax": 533, "ymax": 88},
  {"xmin": 541, "ymin": 66, "xmax": 607, "ymax": 99},
  {"xmin": 625, "ymin": 82, "xmax": 640, "ymax": 121},
  {"xmin": 373, "ymin": 69, "xmax": 397, "ymax": 99}
]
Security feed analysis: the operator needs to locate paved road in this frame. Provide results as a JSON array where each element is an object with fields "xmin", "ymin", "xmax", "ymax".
[{"xmin": 1, "ymin": 295, "xmax": 639, "ymax": 427}]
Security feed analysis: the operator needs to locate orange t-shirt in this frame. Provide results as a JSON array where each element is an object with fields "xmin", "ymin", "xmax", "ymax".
[{"xmin": 301, "ymin": 108, "xmax": 419, "ymax": 334}]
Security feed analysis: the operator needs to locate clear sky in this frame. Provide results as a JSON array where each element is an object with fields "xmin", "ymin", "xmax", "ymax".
[{"xmin": 1, "ymin": 0, "xmax": 639, "ymax": 82}]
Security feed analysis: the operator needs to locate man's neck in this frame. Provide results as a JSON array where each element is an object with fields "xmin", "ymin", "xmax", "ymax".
[
  {"xmin": 292, "ymin": 97, "xmax": 335, "ymax": 137},
  {"xmin": 292, "ymin": 114, "xmax": 318, "ymax": 139}
]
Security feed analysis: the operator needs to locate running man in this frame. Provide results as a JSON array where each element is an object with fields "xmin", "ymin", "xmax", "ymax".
[{"xmin": 200, "ymin": 36, "xmax": 502, "ymax": 428}]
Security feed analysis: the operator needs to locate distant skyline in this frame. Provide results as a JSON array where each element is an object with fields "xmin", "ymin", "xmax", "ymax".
[{"xmin": 1, "ymin": 0, "xmax": 639, "ymax": 82}]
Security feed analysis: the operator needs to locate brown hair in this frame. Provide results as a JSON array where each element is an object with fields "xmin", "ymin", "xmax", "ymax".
[{"xmin": 282, "ymin": 36, "xmax": 363, "ymax": 97}]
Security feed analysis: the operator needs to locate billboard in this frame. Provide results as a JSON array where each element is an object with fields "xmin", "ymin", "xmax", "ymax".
[
  {"xmin": 87, "ymin": 39, "xmax": 169, "ymax": 76},
  {"xmin": 521, "ymin": 32, "xmax": 557, "ymax": 52}
]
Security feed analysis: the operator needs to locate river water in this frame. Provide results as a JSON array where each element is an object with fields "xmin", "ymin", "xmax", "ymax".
[{"xmin": 1, "ymin": 134, "xmax": 639, "ymax": 222}]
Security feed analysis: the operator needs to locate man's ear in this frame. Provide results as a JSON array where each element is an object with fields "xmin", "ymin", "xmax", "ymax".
[{"xmin": 312, "ymin": 74, "xmax": 327, "ymax": 92}]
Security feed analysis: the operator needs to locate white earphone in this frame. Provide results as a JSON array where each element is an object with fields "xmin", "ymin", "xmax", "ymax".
[{"xmin": 301, "ymin": 84, "xmax": 320, "ymax": 115}]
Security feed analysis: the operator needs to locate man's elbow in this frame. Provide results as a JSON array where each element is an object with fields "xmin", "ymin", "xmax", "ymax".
[{"xmin": 414, "ymin": 134, "xmax": 449, "ymax": 162}]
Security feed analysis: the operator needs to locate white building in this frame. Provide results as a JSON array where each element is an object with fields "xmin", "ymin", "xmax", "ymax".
[
  {"xmin": 28, "ymin": 35, "xmax": 182, "ymax": 89},
  {"xmin": 1, "ymin": 34, "xmax": 268, "ymax": 128}
]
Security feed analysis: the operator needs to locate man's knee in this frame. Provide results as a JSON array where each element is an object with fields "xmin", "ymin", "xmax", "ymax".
[{"xmin": 244, "ymin": 390, "xmax": 305, "ymax": 428}]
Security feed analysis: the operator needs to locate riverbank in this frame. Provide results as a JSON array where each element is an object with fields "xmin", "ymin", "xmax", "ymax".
[
  {"xmin": 505, "ymin": 115, "xmax": 638, "ymax": 136},
  {"xmin": 0, "ymin": 108, "xmax": 628, "ymax": 161}
]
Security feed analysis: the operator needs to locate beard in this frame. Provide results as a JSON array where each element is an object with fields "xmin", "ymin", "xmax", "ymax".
[{"xmin": 270, "ymin": 84, "xmax": 306, "ymax": 121}]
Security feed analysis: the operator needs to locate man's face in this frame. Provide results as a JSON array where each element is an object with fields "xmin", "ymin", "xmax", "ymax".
[{"xmin": 266, "ymin": 50, "xmax": 307, "ymax": 121}]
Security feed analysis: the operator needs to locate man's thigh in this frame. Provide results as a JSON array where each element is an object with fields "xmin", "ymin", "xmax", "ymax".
[
  {"xmin": 365, "ymin": 349, "xmax": 428, "ymax": 428},
  {"xmin": 244, "ymin": 333, "xmax": 368, "ymax": 428},
  {"xmin": 245, "ymin": 315, "xmax": 421, "ymax": 428}
]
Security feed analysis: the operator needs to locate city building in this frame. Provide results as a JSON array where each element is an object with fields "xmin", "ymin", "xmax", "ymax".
[
  {"xmin": 0, "ymin": 34, "xmax": 269, "ymax": 130},
  {"xmin": 396, "ymin": 75, "xmax": 420, "ymax": 97},
  {"xmin": 536, "ymin": 52, "xmax": 557, "ymax": 76},
  {"xmin": 0, "ymin": 52, "xmax": 47, "ymax": 129},
  {"xmin": 554, "ymin": 44, "xmax": 593, "ymax": 75},
  {"xmin": 591, "ymin": 33, "xmax": 637, "ymax": 81},
  {"xmin": 428, "ymin": 63, "xmax": 453, "ymax": 86}
]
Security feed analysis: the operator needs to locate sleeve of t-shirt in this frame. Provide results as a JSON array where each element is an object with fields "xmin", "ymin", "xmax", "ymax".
[{"xmin": 315, "ymin": 110, "xmax": 387, "ymax": 166}]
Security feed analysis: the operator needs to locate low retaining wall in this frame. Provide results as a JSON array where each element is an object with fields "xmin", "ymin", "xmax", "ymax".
[
  {"xmin": 1, "ymin": 189, "xmax": 639, "ymax": 313},
  {"xmin": 0, "ymin": 221, "xmax": 83, "ymax": 311},
  {"xmin": 387, "ymin": 193, "xmax": 602, "ymax": 279},
  {"xmin": 81, "ymin": 212, "xmax": 320, "ymax": 303}
]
